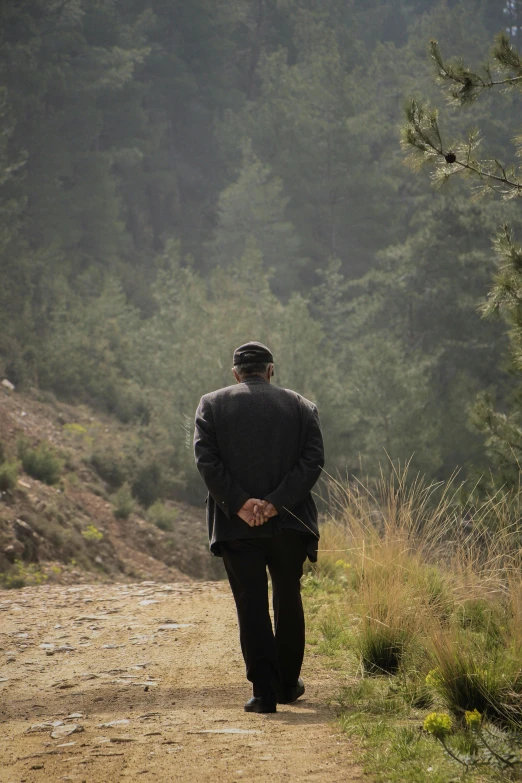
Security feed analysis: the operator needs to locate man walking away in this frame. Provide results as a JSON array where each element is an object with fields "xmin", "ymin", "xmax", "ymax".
[{"xmin": 194, "ymin": 341, "xmax": 324, "ymax": 713}]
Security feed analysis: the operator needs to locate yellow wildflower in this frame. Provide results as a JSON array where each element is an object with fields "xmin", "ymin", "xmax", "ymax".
[
  {"xmin": 464, "ymin": 709, "xmax": 482, "ymax": 729},
  {"xmin": 425, "ymin": 668, "xmax": 441, "ymax": 687},
  {"xmin": 423, "ymin": 712, "xmax": 452, "ymax": 738}
]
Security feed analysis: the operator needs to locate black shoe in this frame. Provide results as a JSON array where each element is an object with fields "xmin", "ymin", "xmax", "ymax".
[
  {"xmin": 277, "ymin": 677, "xmax": 305, "ymax": 704},
  {"xmin": 244, "ymin": 696, "xmax": 277, "ymax": 714}
]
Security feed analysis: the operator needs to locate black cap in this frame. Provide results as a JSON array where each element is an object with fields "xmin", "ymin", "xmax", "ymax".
[{"xmin": 233, "ymin": 341, "xmax": 274, "ymax": 366}]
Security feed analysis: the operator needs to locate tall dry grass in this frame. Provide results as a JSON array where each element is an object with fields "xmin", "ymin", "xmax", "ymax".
[{"xmin": 313, "ymin": 466, "xmax": 522, "ymax": 721}]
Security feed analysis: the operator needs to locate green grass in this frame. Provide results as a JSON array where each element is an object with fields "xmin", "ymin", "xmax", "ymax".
[
  {"xmin": 339, "ymin": 713, "xmax": 469, "ymax": 783},
  {"xmin": 305, "ymin": 588, "xmax": 512, "ymax": 782},
  {"xmin": 301, "ymin": 469, "xmax": 522, "ymax": 782}
]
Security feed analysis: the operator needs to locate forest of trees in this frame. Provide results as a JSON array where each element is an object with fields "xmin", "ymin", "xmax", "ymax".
[{"xmin": 2, "ymin": 0, "xmax": 522, "ymax": 502}]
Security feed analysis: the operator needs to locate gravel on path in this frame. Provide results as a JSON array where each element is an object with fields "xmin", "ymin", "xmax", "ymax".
[{"xmin": 0, "ymin": 580, "xmax": 363, "ymax": 782}]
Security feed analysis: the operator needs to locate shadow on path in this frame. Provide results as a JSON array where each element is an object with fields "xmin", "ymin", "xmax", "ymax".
[{"xmin": 1, "ymin": 682, "xmax": 333, "ymax": 726}]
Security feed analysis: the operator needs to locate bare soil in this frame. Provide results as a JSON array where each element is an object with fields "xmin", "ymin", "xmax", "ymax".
[{"xmin": 0, "ymin": 580, "xmax": 364, "ymax": 782}]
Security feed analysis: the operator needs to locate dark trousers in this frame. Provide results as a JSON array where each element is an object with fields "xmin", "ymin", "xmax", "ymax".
[{"xmin": 221, "ymin": 529, "xmax": 308, "ymax": 700}]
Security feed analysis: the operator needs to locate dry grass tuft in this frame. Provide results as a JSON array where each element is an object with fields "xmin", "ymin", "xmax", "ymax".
[{"xmin": 313, "ymin": 466, "xmax": 522, "ymax": 719}]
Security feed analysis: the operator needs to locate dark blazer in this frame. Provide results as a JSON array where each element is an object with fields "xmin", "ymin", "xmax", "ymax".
[{"xmin": 194, "ymin": 376, "xmax": 324, "ymax": 561}]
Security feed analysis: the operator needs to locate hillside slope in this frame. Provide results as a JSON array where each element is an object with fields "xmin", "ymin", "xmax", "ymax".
[{"xmin": 0, "ymin": 388, "xmax": 223, "ymax": 587}]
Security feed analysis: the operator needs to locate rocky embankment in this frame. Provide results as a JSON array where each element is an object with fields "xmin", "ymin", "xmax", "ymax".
[{"xmin": 0, "ymin": 389, "xmax": 222, "ymax": 586}]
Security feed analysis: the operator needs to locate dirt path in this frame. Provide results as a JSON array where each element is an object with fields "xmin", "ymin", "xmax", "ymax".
[{"xmin": 0, "ymin": 581, "xmax": 363, "ymax": 782}]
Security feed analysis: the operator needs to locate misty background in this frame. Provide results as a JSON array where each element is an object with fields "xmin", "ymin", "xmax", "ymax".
[{"xmin": 1, "ymin": 0, "xmax": 521, "ymax": 505}]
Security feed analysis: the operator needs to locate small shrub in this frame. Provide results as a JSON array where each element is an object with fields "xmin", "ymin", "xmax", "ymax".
[
  {"xmin": 0, "ymin": 460, "xmax": 19, "ymax": 491},
  {"xmin": 113, "ymin": 390, "xmax": 150, "ymax": 425},
  {"xmin": 104, "ymin": 381, "xmax": 150, "ymax": 425},
  {"xmin": 90, "ymin": 450, "xmax": 126, "ymax": 488},
  {"xmin": 0, "ymin": 560, "xmax": 48, "ymax": 589},
  {"xmin": 0, "ymin": 441, "xmax": 5, "ymax": 464},
  {"xmin": 147, "ymin": 501, "xmax": 179, "ymax": 532},
  {"xmin": 81, "ymin": 524, "xmax": 104, "ymax": 542},
  {"xmin": 2, "ymin": 572, "xmax": 25, "ymax": 589},
  {"xmin": 358, "ymin": 622, "xmax": 409, "ymax": 675},
  {"xmin": 132, "ymin": 461, "xmax": 162, "ymax": 508},
  {"xmin": 46, "ymin": 524, "xmax": 65, "ymax": 549},
  {"xmin": 18, "ymin": 439, "xmax": 63, "ymax": 485},
  {"xmin": 111, "ymin": 483, "xmax": 135, "ymax": 520},
  {"xmin": 59, "ymin": 529, "xmax": 87, "ymax": 561},
  {"xmin": 355, "ymin": 576, "xmax": 420, "ymax": 676},
  {"xmin": 426, "ymin": 632, "xmax": 517, "ymax": 722}
]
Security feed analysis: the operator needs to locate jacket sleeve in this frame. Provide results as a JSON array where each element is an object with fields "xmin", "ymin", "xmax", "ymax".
[
  {"xmin": 264, "ymin": 403, "xmax": 324, "ymax": 517},
  {"xmin": 194, "ymin": 395, "xmax": 250, "ymax": 519}
]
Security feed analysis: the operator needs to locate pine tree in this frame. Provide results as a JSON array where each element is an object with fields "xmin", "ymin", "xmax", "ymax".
[
  {"xmin": 207, "ymin": 145, "xmax": 302, "ymax": 296},
  {"xmin": 402, "ymin": 27, "xmax": 522, "ymax": 484}
]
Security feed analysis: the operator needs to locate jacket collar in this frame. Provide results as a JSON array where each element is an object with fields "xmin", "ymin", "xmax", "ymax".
[{"xmin": 243, "ymin": 376, "xmax": 268, "ymax": 385}]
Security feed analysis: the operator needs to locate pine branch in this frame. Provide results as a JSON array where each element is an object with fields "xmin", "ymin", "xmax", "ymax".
[
  {"xmin": 401, "ymin": 98, "xmax": 522, "ymax": 197},
  {"xmin": 481, "ymin": 225, "xmax": 522, "ymax": 320},
  {"xmin": 430, "ymin": 34, "xmax": 522, "ymax": 106}
]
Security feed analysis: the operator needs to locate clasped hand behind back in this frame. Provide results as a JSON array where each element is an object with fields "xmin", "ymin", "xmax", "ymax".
[{"xmin": 237, "ymin": 498, "xmax": 278, "ymax": 527}]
